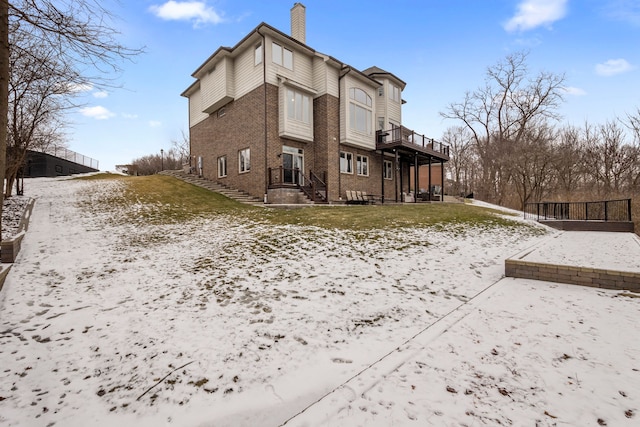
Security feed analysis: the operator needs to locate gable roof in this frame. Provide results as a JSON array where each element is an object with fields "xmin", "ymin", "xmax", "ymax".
[{"xmin": 362, "ymin": 66, "xmax": 406, "ymax": 89}]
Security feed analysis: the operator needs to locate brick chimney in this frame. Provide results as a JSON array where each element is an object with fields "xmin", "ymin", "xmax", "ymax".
[{"xmin": 291, "ymin": 3, "xmax": 306, "ymax": 44}]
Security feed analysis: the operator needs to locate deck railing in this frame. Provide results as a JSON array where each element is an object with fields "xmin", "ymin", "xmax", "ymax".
[
  {"xmin": 268, "ymin": 166, "xmax": 305, "ymax": 187},
  {"xmin": 377, "ymin": 126, "xmax": 450, "ymax": 157},
  {"xmin": 524, "ymin": 199, "xmax": 632, "ymax": 222}
]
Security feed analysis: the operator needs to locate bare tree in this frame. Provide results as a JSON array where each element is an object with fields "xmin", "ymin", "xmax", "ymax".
[
  {"xmin": 171, "ymin": 130, "xmax": 190, "ymax": 165},
  {"xmin": 5, "ymin": 22, "xmax": 79, "ymax": 196},
  {"xmin": 583, "ymin": 120, "xmax": 637, "ymax": 196},
  {"xmin": 507, "ymin": 125, "xmax": 555, "ymax": 209},
  {"xmin": 442, "ymin": 126, "xmax": 473, "ymax": 197},
  {"xmin": 441, "ymin": 51, "xmax": 565, "ymax": 205},
  {"xmin": 131, "ymin": 149, "xmax": 183, "ymax": 176},
  {"xmin": 0, "ymin": 0, "xmax": 141, "ymax": 237},
  {"xmin": 551, "ymin": 125, "xmax": 587, "ymax": 199}
]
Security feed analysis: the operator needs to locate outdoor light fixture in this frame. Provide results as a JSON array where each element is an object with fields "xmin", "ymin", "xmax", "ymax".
[{"xmin": 160, "ymin": 149, "xmax": 164, "ymax": 171}]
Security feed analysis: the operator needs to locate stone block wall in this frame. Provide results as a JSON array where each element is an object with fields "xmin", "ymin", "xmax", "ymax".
[{"xmin": 505, "ymin": 259, "xmax": 640, "ymax": 292}]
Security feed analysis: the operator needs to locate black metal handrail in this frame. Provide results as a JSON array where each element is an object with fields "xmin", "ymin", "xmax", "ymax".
[
  {"xmin": 377, "ymin": 126, "xmax": 450, "ymax": 157},
  {"xmin": 524, "ymin": 199, "xmax": 632, "ymax": 222},
  {"xmin": 268, "ymin": 167, "xmax": 304, "ymax": 187}
]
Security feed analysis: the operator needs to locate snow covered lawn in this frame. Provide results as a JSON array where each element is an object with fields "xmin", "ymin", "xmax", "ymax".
[{"xmin": 0, "ymin": 176, "xmax": 638, "ymax": 427}]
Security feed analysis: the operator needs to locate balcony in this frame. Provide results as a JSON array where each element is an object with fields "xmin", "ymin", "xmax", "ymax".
[{"xmin": 376, "ymin": 126, "xmax": 449, "ymax": 161}]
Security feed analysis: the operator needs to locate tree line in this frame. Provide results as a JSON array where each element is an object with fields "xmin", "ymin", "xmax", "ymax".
[
  {"xmin": 127, "ymin": 131, "xmax": 189, "ymax": 175},
  {"xmin": 441, "ymin": 51, "xmax": 640, "ymax": 215}
]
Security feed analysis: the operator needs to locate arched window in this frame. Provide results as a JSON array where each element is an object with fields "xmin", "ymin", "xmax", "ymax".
[{"xmin": 349, "ymin": 88, "xmax": 372, "ymax": 135}]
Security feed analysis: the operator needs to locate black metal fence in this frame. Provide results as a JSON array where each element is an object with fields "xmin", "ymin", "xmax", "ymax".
[{"xmin": 524, "ymin": 199, "xmax": 632, "ymax": 222}]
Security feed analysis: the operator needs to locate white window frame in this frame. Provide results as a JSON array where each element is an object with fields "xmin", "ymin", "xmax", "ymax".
[
  {"xmin": 356, "ymin": 155, "xmax": 369, "ymax": 176},
  {"xmin": 383, "ymin": 160, "xmax": 393, "ymax": 180},
  {"xmin": 272, "ymin": 42, "xmax": 293, "ymax": 70},
  {"xmin": 239, "ymin": 148, "xmax": 250, "ymax": 173},
  {"xmin": 217, "ymin": 156, "xmax": 227, "ymax": 178},
  {"xmin": 340, "ymin": 151, "xmax": 353, "ymax": 174},
  {"xmin": 349, "ymin": 87, "xmax": 372, "ymax": 135},
  {"xmin": 255, "ymin": 43, "xmax": 262, "ymax": 65},
  {"xmin": 286, "ymin": 88, "xmax": 311, "ymax": 124}
]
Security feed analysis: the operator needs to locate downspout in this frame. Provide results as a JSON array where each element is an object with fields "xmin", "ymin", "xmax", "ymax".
[{"xmin": 258, "ymin": 29, "xmax": 268, "ymax": 202}]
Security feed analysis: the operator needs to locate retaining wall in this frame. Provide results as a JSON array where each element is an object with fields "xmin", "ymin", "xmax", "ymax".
[{"xmin": 505, "ymin": 259, "xmax": 640, "ymax": 292}]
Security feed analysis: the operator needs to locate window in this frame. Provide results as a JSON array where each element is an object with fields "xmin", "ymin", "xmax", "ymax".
[
  {"xmin": 357, "ymin": 155, "xmax": 369, "ymax": 176},
  {"xmin": 378, "ymin": 86, "xmax": 384, "ymax": 97},
  {"xmin": 255, "ymin": 44, "xmax": 262, "ymax": 65},
  {"xmin": 391, "ymin": 84, "xmax": 401, "ymax": 102},
  {"xmin": 340, "ymin": 151, "xmax": 353, "ymax": 174},
  {"xmin": 349, "ymin": 87, "xmax": 372, "ymax": 135},
  {"xmin": 378, "ymin": 117, "xmax": 385, "ymax": 131},
  {"xmin": 218, "ymin": 156, "xmax": 227, "ymax": 178},
  {"xmin": 286, "ymin": 88, "xmax": 311, "ymax": 123},
  {"xmin": 383, "ymin": 160, "xmax": 393, "ymax": 180},
  {"xmin": 239, "ymin": 148, "xmax": 250, "ymax": 173},
  {"xmin": 272, "ymin": 42, "xmax": 293, "ymax": 70}
]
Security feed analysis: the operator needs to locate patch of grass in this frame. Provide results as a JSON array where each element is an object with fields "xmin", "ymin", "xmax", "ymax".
[
  {"xmin": 78, "ymin": 173, "xmax": 540, "ymax": 232},
  {"xmin": 78, "ymin": 173, "xmax": 254, "ymax": 224},
  {"xmin": 257, "ymin": 202, "xmax": 529, "ymax": 231}
]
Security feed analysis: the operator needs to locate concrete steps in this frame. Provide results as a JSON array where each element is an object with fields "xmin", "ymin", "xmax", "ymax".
[{"xmin": 158, "ymin": 170, "xmax": 265, "ymax": 206}]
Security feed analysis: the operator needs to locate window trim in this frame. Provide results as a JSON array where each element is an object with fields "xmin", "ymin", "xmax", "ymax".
[
  {"xmin": 383, "ymin": 159, "xmax": 393, "ymax": 180},
  {"xmin": 356, "ymin": 155, "xmax": 369, "ymax": 176},
  {"xmin": 217, "ymin": 155, "xmax": 227, "ymax": 178},
  {"xmin": 348, "ymin": 87, "xmax": 373, "ymax": 135},
  {"xmin": 286, "ymin": 87, "xmax": 311, "ymax": 124},
  {"xmin": 238, "ymin": 148, "xmax": 250, "ymax": 174},
  {"xmin": 254, "ymin": 43, "xmax": 262, "ymax": 65},
  {"xmin": 272, "ymin": 42, "xmax": 293, "ymax": 70},
  {"xmin": 391, "ymin": 84, "xmax": 401, "ymax": 103},
  {"xmin": 340, "ymin": 151, "xmax": 353, "ymax": 174}
]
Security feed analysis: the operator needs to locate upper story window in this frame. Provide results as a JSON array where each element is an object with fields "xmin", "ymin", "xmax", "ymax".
[
  {"xmin": 391, "ymin": 84, "xmax": 401, "ymax": 102},
  {"xmin": 287, "ymin": 88, "xmax": 311, "ymax": 124},
  {"xmin": 255, "ymin": 43, "xmax": 262, "ymax": 65},
  {"xmin": 272, "ymin": 42, "xmax": 293, "ymax": 70},
  {"xmin": 349, "ymin": 87, "xmax": 372, "ymax": 135}
]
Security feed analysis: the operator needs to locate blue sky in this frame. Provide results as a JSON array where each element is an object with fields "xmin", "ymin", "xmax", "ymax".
[{"xmin": 67, "ymin": 0, "xmax": 640, "ymax": 170}]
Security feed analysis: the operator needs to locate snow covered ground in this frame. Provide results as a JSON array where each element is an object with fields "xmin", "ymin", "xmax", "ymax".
[{"xmin": 0, "ymin": 176, "xmax": 638, "ymax": 427}]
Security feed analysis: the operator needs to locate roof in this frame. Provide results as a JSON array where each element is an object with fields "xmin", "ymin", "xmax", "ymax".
[
  {"xmin": 182, "ymin": 21, "xmax": 397, "ymax": 96},
  {"xmin": 362, "ymin": 66, "xmax": 407, "ymax": 89}
]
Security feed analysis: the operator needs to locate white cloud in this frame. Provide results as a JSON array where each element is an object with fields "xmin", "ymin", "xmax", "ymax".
[
  {"xmin": 149, "ymin": 120, "xmax": 162, "ymax": 127},
  {"xmin": 93, "ymin": 91, "xmax": 108, "ymax": 99},
  {"xmin": 122, "ymin": 113, "xmax": 138, "ymax": 119},
  {"xmin": 595, "ymin": 58, "xmax": 635, "ymax": 76},
  {"xmin": 504, "ymin": 0, "xmax": 568, "ymax": 32},
  {"xmin": 149, "ymin": 1, "xmax": 223, "ymax": 26},
  {"xmin": 562, "ymin": 86, "xmax": 587, "ymax": 96},
  {"xmin": 79, "ymin": 106, "xmax": 116, "ymax": 120}
]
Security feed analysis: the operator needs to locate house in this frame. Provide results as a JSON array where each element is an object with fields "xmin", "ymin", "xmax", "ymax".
[{"xmin": 182, "ymin": 3, "xmax": 449, "ymax": 204}]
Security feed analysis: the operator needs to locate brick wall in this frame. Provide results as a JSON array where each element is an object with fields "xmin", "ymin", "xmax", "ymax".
[
  {"xmin": 505, "ymin": 259, "xmax": 640, "ymax": 292},
  {"xmin": 190, "ymin": 84, "xmax": 267, "ymax": 198},
  {"xmin": 313, "ymin": 94, "xmax": 340, "ymax": 202}
]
